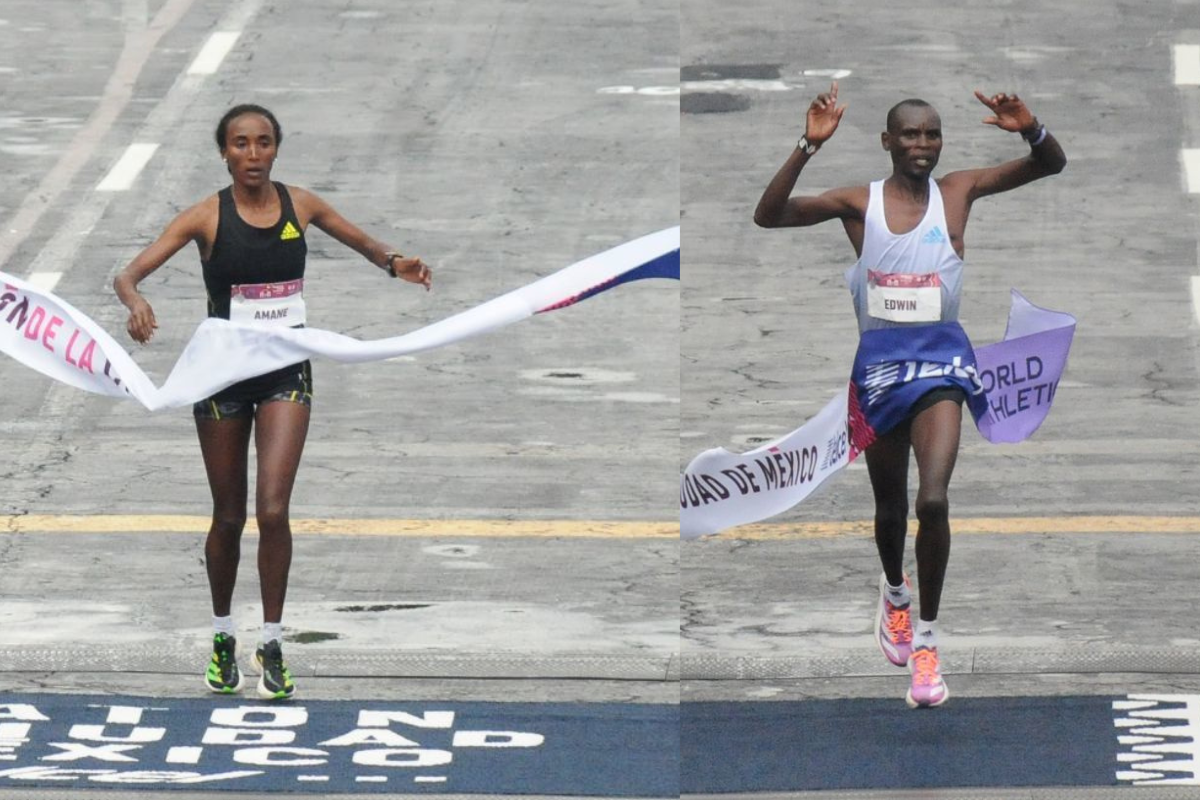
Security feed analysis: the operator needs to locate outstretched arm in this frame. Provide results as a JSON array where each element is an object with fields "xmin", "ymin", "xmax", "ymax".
[
  {"xmin": 295, "ymin": 187, "xmax": 432, "ymax": 290},
  {"xmin": 952, "ymin": 90, "xmax": 1066, "ymax": 201},
  {"xmin": 754, "ymin": 82, "xmax": 858, "ymax": 228},
  {"xmin": 113, "ymin": 201, "xmax": 210, "ymax": 344}
]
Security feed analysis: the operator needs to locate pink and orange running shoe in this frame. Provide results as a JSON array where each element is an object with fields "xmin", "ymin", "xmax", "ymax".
[
  {"xmin": 875, "ymin": 572, "xmax": 913, "ymax": 667},
  {"xmin": 906, "ymin": 646, "xmax": 949, "ymax": 708}
]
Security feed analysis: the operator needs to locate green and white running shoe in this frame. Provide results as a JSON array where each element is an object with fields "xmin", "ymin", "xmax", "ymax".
[
  {"xmin": 255, "ymin": 640, "xmax": 296, "ymax": 700},
  {"xmin": 205, "ymin": 633, "xmax": 244, "ymax": 694}
]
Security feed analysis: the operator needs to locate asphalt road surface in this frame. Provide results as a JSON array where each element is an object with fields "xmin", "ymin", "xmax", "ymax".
[
  {"xmin": 0, "ymin": 1, "xmax": 678, "ymax": 797},
  {"xmin": 681, "ymin": 0, "xmax": 1200, "ymax": 796}
]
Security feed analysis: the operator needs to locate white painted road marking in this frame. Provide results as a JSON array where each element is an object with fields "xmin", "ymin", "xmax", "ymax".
[
  {"xmin": 0, "ymin": 0, "xmax": 197, "ymax": 269},
  {"xmin": 96, "ymin": 143, "xmax": 159, "ymax": 192},
  {"xmin": 598, "ymin": 85, "xmax": 680, "ymax": 95},
  {"xmin": 1175, "ymin": 44, "xmax": 1200, "ymax": 85},
  {"xmin": 26, "ymin": 272, "xmax": 61, "ymax": 292},
  {"xmin": 1184, "ymin": 148, "xmax": 1200, "ymax": 194},
  {"xmin": 605, "ymin": 70, "xmax": 855, "ymax": 96},
  {"xmin": 187, "ymin": 31, "xmax": 240, "ymax": 75},
  {"xmin": 683, "ymin": 79, "xmax": 792, "ymax": 92}
]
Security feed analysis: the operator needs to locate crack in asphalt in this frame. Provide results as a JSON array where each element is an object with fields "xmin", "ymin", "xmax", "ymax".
[{"xmin": 1142, "ymin": 360, "xmax": 1183, "ymax": 406}]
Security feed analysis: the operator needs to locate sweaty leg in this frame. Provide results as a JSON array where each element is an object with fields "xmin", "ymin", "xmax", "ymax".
[
  {"xmin": 195, "ymin": 416, "xmax": 253, "ymax": 617},
  {"xmin": 908, "ymin": 400, "xmax": 963, "ymax": 622},
  {"xmin": 253, "ymin": 400, "xmax": 310, "ymax": 625},
  {"xmin": 864, "ymin": 425, "xmax": 911, "ymax": 587}
]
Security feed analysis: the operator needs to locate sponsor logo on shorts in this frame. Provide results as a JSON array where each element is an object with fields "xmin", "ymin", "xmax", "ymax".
[{"xmin": 861, "ymin": 356, "xmax": 982, "ymax": 406}]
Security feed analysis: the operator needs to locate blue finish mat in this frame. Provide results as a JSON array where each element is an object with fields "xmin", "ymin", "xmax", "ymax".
[
  {"xmin": 0, "ymin": 693, "xmax": 678, "ymax": 796},
  {"xmin": 682, "ymin": 695, "xmax": 1150, "ymax": 792}
]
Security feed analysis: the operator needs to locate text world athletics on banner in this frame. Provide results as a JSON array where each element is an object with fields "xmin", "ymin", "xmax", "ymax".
[
  {"xmin": 0, "ymin": 227, "xmax": 679, "ymax": 412},
  {"xmin": 679, "ymin": 289, "xmax": 1075, "ymax": 539}
]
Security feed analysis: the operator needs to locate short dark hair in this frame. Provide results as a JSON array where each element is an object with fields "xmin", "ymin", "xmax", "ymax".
[
  {"xmin": 215, "ymin": 104, "xmax": 282, "ymax": 150},
  {"xmin": 886, "ymin": 99, "xmax": 934, "ymax": 133}
]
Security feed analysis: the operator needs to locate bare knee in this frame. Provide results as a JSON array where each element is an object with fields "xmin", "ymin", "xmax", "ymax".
[
  {"xmin": 256, "ymin": 503, "xmax": 291, "ymax": 537},
  {"xmin": 915, "ymin": 494, "xmax": 949, "ymax": 529},
  {"xmin": 875, "ymin": 498, "xmax": 909, "ymax": 532},
  {"xmin": 209, "ymin": 511, "xmax": 247, "ymax": 539}
]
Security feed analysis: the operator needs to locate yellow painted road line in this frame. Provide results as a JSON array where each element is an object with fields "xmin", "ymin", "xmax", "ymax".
[
  {"xmin": 7, "ymin": 515, "xmax": 1199, "ymax": 539},
  {"xmin": 2, "ymin": 515, "xmax": 675, "ymax": 539},
  {"xmin": 726, "ymin": 516, "xmax": 1200, "ymax": 540}
]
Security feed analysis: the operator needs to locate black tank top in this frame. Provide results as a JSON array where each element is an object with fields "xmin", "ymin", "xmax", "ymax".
[{"xmin": 202, "ymin": 182, "xmax": 307, "ymax": 319}]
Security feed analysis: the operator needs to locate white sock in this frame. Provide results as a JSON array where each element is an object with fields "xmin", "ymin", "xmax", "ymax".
[
  {"xmin": 914, "ymin": 619, "xmax": 938, "ymax": 649},
  {"xmin": 884, "ymin": 578, "xmax": 911, "ymax": 607},
  {"xmin": 262, "ymin": 622, "xmax": 284, "ymax": 646},
  {"xmin": 213, "ymin": 615, "xmax": 235, "ymax": 636}
]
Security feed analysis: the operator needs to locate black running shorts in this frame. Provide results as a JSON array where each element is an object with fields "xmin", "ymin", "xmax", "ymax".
[{"xmin": 192, "ymin": 361, "xmax": 312, "ymax": 420}]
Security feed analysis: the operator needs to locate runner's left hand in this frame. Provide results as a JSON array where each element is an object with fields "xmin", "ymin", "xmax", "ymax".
[
  {"xmin": 974, "ymin": 90, "xmax": 1037, "ymax": 134},
  {"xmin": 392, "ymin": 256, "xmax": 432, "ymax": 290}
]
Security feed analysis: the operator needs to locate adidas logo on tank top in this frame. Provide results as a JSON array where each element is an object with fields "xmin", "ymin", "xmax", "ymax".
[{"xmin": 921, "ymin": 226, "xmax": 946, "ymax": 245}]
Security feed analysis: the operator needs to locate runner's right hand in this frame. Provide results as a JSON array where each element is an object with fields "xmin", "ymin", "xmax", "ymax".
[
  {"xmin": 805, "ymin": 81, "xmax": 847, "ymax": 146},
  {"xmin": 126, "ymin": 296, "xmax": 158, "ymax": 344},
  {"xmin": 391, "ymin": 256, "xmax": 432, "ymax": 290}
]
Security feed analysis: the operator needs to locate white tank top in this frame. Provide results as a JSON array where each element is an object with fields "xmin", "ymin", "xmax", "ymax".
[{"xmin": 844, "ymin": 178, "xmax": 964, "ymax": 333}]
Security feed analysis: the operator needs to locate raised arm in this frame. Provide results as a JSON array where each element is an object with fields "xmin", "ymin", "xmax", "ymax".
[
  {"xmin": 950, "ymin": 90, "xmax": 1066, "ymax": 201},
  {"xmin": 113, "ymin": 200, "xmax": 211, "ymax": 344},
  {"xmin": 293, "ymin": 187, "xmax": 431, "ymax": 290},
  {"xmin": 754, "ymin": 82, "xmax": 859, "ymax": 228}
]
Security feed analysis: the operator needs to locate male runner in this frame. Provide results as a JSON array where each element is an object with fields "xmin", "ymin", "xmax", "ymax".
[{"xmin": 753, "ymin": 82, "xmax": 1066, "ymax": 707}]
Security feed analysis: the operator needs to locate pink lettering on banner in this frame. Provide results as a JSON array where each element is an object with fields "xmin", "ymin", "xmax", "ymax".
[
  {"xmin": 65, "ymin": 330, "xmax": 81, "ymax": 366},
  {"xmin": 42, "ymin": 316, "xmax": 63, "ymax": 352},
  {"xmin": 77, "ymin": 339, "xmax": 96, "ymax": 374},
  {"xmin": 23, "ymin": 306, "xmax": 46, "ymax": 340}
]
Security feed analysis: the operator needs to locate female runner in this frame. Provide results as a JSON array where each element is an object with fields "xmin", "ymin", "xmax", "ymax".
[{"xmin": 114, "ymin": 104, "xmax": 431, "ymax": 699}]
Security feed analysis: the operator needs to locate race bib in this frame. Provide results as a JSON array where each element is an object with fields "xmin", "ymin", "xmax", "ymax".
[
  {"xmin": 229, "ymin": 279, "xmax": 306, "ymax": 327},
  {"xmin": 867, "ymin": 271, "xmax": 942, "ymax": 322}
]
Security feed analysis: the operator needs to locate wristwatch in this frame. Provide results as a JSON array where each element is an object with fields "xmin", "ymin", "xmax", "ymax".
[
  {"xmin": 797, "ymin": 136, "xmax": 819, "ymax": 155},
  {"xmin": 384, "ymin": 252, "xmax": 401, "ymax": 278}
]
